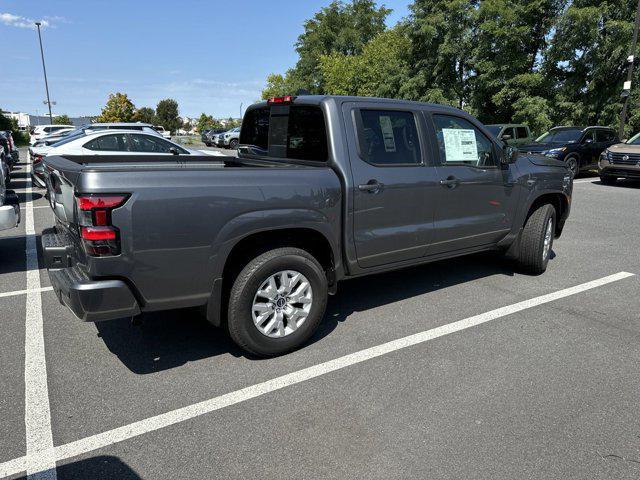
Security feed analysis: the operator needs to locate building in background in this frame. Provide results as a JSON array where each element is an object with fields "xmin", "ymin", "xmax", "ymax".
[{"xmin": 1, "ymin": 111, "xmax": 93, "ymax": 131}]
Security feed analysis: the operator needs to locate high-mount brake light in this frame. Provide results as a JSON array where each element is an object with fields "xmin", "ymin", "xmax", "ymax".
[
  {"xmin": 75, "ymin": 194, "xmax": 129, "ymax": 256},
  {"xmin": 267, "ymin": 95, "xmax": 295, "ymax": 105}
]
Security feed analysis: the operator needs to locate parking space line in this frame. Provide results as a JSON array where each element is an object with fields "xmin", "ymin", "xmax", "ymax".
[
  {"xmin": 23, "ymin": 161, "xmax": 57, "ymax": 480},
  {"xmin": 0, "ymin": 271, "xmax": 633, "ymax": 479},
  {"xmin": 0, "ymin": 287, "xmax": 53, "ymax": 299}
]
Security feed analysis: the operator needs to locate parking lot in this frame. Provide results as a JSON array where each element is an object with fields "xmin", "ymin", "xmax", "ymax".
[{"xmin": 1, "ymin": 147, "xmax": 639, "ymax": 479}]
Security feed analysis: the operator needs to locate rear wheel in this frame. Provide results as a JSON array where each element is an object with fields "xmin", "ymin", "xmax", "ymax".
[
  {"xmin": 599, "ymin": 175, "xmax": 617, "ymax": 185},
  {"xmin": 229, "ymin": 139, "xmax": 239, "ymax": 150},
  {"xmin": 515, "ymin": 204, "xmax": 556, "ymax": 275},
  {"xmin": 227, "ymin": 247, "xmax": 328, "ymax": 357}
]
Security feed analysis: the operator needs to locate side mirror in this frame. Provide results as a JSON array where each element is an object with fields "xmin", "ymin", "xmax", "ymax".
[
  {"xmin": 501, "ymin": 134, "xmax": 512, "ymax": 141},
  {"xmin": 169, "ymin": 147, "xmax": 179, "ymax": 155},
  {"xmin": 583, "ymin": 137, "xmax": 594, "ymax": 144},
  {"xmin": 501, "ymin": 144, "xmax": 518, "ymax": 165}
]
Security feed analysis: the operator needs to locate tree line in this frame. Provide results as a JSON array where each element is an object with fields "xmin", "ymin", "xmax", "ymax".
[
  {"xmin": 262, "ymin": 0, "xmax": 640, "ymax": 137},
  {"xmin": 96, "ymin": 93, "xmax": 184, "ymax": 134}
]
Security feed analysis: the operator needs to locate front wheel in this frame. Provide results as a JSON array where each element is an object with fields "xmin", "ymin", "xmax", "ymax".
[
  {"xmin": 515, "ymin": 204, "xmax": 556, "ymax": 275},
  {"xmin": 565, "ymin": 155, "xmax": 579, "ymax": 177},
  {"xmin": 227, "ymin": 247, "xmax": 328, "ymax": 357},
  {"xmin": 229, "ymin": 139, "xmax": 239, "ymax": 150}
]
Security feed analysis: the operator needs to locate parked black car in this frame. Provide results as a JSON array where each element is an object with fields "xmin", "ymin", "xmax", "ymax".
[
  {"xmin": 520, "ymin": 126, "xmax": 618, "ymax": 176},
  {"xmin": 0, "ymin": 131, "xmax": 19, "ymax": 167}
]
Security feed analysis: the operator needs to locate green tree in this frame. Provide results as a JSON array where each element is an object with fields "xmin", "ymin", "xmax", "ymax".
[
  {"xmin": 545, "ymin": 0, "xmax": 639, "ymax": 133},
  {"xmin": 261, "ymin": 73, "xmax": 305, "ymax": 99},
  {"xmin": 401, "ymin": 0, "xmax": 476, "ymax": 108},
  {"xmin": 155, "ymin": 99, "xmax": 181, "ymax": 134},
  {"xmin": 263, "ymin": 0, "xmax": 391, "ymax": 95},
  {"xmin": 320, "ymin": 27, "xmax": 410, "ymax": 98},
  {"xmin": 97, "ymin": 93, "xmax": 136, "ymax": 123},
  {"xmin": 471, "ymin": 0, "xmax": 567, "ymax": 124},
  {"xmin": 134, "ymin": 107, "xmax": 156, "ymax": 125},
  {"xmin": 53, "ymin": 114, "xmax": 72, "ymax": 125}
]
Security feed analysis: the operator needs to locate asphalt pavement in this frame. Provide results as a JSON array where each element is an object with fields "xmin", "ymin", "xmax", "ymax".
[{"xmin": 1, "ymin": 149, "xmax": 640, "ymax": 479}]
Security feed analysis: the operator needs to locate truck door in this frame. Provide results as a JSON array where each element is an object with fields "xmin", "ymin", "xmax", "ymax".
[
  {"xmin": 342, "ymin": 103, "xmax": 439, "ymax": 268},
  {"xmin": 427, "ymin": 112, "xmax": 518, "ymax": 254}
]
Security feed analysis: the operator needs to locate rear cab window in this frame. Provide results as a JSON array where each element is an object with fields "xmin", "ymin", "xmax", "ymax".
[{"xmin": 240, "ymin": 104, "xmax": 328, "ymax": 162}]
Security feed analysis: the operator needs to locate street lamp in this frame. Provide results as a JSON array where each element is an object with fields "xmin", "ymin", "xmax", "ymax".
[
  {"xmin": 619, "ymin": 0, "xmax": 640, "ymax": 139},
  {"xmin": 35, "ymin": 21, "xmax": 54, "ymax": 125}
]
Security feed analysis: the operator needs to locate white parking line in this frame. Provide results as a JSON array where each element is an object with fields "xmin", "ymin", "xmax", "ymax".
[
  {"xmin": 23, "ymin": 161, "xmax": 57, "ymax": 480},
  {"xmin": 0, "ymin": 287, "xmax": 53, "ymax": 299},
  {"xmin": 0, "ymin": 271, "xmax": 633, "ymax": 479}
]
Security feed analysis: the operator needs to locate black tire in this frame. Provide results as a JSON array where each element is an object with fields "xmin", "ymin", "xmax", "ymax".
[
  {"xmin": 600, "ymin": 175, "xmax": 617, "ymax": 185},
  {"xmin": 227, "ymin": 247, "xmax": 328, "ymax": 357},
  {"xmin": 565, "ymin": 154, "xmax": 579, "ymax": 177},
  {"xmin": 516, "ymin": 204, "xmax": 556, "ymax": 275},
  {"xmin": 229, "ymin": 139, "xmax": 239, "ymax": 150}
]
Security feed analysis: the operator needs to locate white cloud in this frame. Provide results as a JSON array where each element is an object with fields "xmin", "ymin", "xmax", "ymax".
[{"xmin": 0, "ymin": 12, "xmax": 66, "ymax": 29}]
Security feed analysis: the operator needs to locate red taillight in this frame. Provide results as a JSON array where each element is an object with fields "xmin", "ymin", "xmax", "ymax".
[
  {"xmin": 77, "ymin": 195, "xmax": 128, "ymax": 211},
  {"xmin": 33, "ymin": 155, "xmax": 43, "ymax": 165},
  {"xmin": 76, "ymin": 194, "xmax": 129, "ymax": 256},
  {"xmin": 267, "ymin": 95, "xmax": 295, "ymax": 105},
  {"xmin": 81, "ymin": 226, "xmax": 117, "ymax": 241},
  {"xmin": 8, "ymin": 136, "xmax": 14, "ymax": 150}
]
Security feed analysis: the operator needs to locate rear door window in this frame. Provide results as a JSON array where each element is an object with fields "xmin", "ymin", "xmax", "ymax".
[
  {"xmin": 516, "ymin": 127, "xmax": 528, "ymax": 139},
  {"xmin": 240, "ymin": 105, "xmax": 328, "ymax": 162},
  {"xmin": 596, "ymin": 130, "xmax": 615, "ymax": 143},
  {"xmin": 84, "ymin": 134, "xmax": 130, "ymax": 152},
  {"xmin": 356, "ymin": 109, "xmax": 422, "ymax": 166},
  {"xmin": 129, "ymin": 134, "xmax": 188, "ymax": 154}
]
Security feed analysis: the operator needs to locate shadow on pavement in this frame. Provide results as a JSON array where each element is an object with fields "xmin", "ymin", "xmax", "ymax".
[
  {"xmin": 95, "ymin": 307, "xmax": 245, "ymax": 374},
  {"xmin": 0, "ymin": 234, "xmax": 43, "ymax": 274},
  {"xmin": 14, "ymin": 456, "xmax": 142, "ymax": 480},
  {"xmin": 97, "ymin": 252, "xmax": 516, "ymax": 374}
]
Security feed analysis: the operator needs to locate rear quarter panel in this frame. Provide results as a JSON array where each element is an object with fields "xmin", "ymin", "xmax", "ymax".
[{"xmin": 78, "ymin": 166, "xmax": 342, "ymax": 310}]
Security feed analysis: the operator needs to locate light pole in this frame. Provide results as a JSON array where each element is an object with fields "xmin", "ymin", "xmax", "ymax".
[
  {"xmin": 35, "ymin": 21, "xmax": 54, "ymax": 125},
  {"xmin": 239, "ymin": 102, "xmax": 243, "ymax": 120},
  {"xmin": 619, "ymin": 0, "xmax": 640, "ymax": 139}
]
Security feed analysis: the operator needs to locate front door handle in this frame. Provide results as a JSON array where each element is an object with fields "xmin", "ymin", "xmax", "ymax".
[
  {"xmin": 439, "ymin": 176, "xmax": 460, "ymax": 189},
  {"xmin": 358, "ymin": 180, "xmax": 384, "ymax": 193}
]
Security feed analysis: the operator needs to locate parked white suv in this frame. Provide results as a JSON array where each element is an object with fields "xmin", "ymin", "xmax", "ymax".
[
  {"xmin": 30, "ymin": 124, "xmax": 74, "ymax": 145},
  {"xmin": 222, "ymin": 127, "xmax": 241, "ymax": 149},
  {"xmin": 154, "ymin": 126, "xmax": 171, "ymax": 139}
]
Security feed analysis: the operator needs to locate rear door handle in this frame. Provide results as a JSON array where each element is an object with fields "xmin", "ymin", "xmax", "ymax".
[
  {"xmin": 358, "ymin": 181, "xmax": 384, "ymax": 193},
  {"xmin": 439, "ymin": 176, "xmax": 460, "ymax": 188}
]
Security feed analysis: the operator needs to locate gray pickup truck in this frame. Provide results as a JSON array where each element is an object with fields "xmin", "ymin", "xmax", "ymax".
[{"xmin": 42, "ymin": 95, "xmax": 572, "ymax": 357}]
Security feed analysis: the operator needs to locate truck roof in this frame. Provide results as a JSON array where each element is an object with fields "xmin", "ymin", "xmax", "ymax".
[{"xmin": 252, "ymin": 95, "xmax": 466, "ymax": 114}]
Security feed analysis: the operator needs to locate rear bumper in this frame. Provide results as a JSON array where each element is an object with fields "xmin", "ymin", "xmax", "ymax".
[{"xmin": 42, "ymin": 228, "xmax": 141, "ymax": 322}]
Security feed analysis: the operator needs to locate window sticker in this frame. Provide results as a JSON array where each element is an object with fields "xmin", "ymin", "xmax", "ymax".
[
  {"xmin": 442, "ymin": 128, "xmax": 478, "ymax": 162},
  {"xmin": 379, "ymin": 115, "xmax": 396, "ymax": 152}
]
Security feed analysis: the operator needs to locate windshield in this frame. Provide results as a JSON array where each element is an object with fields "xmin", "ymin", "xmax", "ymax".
[
  {"xmin": 535, "ymin": 128, "xmax": 583, "ymax": 143},
  {"xmin": 485, "ymin": 126, "xmax": 502, "ymax": 137},
  {"xmin": 626, "ymin": 132, "xmax": 640, "ymax": 145}
]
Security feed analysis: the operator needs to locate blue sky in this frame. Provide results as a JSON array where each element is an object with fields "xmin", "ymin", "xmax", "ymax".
[{"xmin": 1, "ymin": 0, "xmax": 410, "ymax": 119}]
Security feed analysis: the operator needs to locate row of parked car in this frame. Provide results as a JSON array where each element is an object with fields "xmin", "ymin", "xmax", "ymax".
[
  {"xmin": 488, "ymin": 122, "xmax": 640, "ymax": 183},
  {"xmin": 201, "ymin": 127, "xmax": 241, "ymax": 149},
  {"xmin": 0, "ymin": 130, "xmax": 20, "ymax": 233},
  {"xmin": 30, "ymin": 123, "xmax": 172, "ymax": 146}
]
